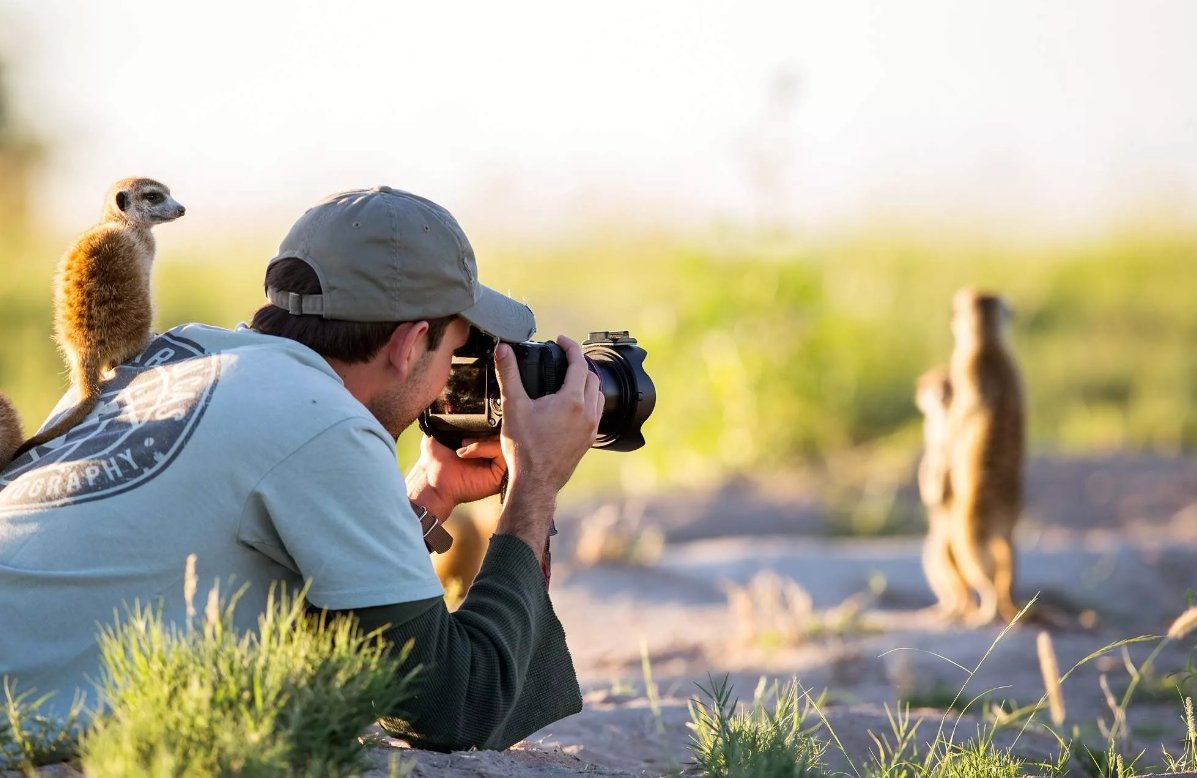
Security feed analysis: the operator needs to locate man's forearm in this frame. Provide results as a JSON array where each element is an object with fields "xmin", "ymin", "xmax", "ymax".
[
  {"xmin": 493, "ymin": 479, "xmax": 557, "ymax": 563},
  {"xmin": 336, "ymin": 534, "xmax": 580, "ymax": 752}
]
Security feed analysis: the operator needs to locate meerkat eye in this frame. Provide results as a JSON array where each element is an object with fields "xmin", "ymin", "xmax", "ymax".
[{"xmin": 145, "ymin": 192, "xmax": 163, "ymax": 204}]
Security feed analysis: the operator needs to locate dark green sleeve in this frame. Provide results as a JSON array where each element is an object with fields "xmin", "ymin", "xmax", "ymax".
[{"xmin": 328, "ymin": 533, "xmax": 582, "ymax": 752}]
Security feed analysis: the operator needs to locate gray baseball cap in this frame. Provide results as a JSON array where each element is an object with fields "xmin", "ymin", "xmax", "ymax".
[{"xmin": 265, "ymin": 186, "xmax": 535, "ymax": 342}]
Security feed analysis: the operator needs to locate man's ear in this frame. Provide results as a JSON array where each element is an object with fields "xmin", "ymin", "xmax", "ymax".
[{"xmin": 385, "ymin": 321, "xmax": 431, "ymax": 380}]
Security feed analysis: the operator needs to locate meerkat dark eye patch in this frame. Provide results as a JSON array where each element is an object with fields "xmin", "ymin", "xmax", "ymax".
[{"xmin": 145, "ymin": 192, "xmax": 163, "ymax": 204}]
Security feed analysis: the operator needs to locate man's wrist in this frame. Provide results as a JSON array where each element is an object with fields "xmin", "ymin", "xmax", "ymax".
[
  {"xmin": 494, "ymin": 479, "xmax": 557, "ymax": 562},
  {"xmin": 406, "ymin": 468, "xmax": 455, "ymax": 520}
]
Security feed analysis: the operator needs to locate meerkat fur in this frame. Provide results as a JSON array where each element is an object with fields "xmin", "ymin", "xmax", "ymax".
[
  {"xmin": 13, "ymin": 178, "xmax": 184, "ymax": 459},
  {"xmin": 945, "ymin": 287, "xmax": 1025, "ymax": 624},
  {"xmin": 433, "ymin": 499, "xmax": 498, "ymax": 594},
  {"xmin": 915, "ymin": 365, "xmax": 971, "ymax": 619},
  {"xmin": 0, "ymin": 393, "xmax": 22, "ymax": 468}
]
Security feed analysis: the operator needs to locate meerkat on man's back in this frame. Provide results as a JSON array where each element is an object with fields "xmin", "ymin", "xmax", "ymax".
[
  {"xmin": 12, "ymin": 177, "xmax": 184, "ymax": 459},
  {"xmin": 915, "ymin": 365, "xmax": 971, "ymax": 619},
  {"xmin": 945, "ymin": 287, "xmax": 1025, "ymax": 624}
]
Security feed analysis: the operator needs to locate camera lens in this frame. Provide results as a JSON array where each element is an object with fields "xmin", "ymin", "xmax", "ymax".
[{"xmin": 581, "ymin": 332, "xmax": 655, "ymax": 451}]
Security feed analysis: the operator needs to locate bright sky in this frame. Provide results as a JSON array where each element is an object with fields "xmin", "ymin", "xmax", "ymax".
[{"xmin": 3, "ymin": 0, "xmax": 1197, "ymax": 242}]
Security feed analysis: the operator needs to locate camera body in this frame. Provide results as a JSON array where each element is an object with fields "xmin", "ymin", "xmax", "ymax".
[{"xmin": 418, "ymin": 330, "xmax": 655, "ymax": 452}]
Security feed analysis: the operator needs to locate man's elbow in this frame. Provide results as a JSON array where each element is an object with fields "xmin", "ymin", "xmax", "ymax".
[{"xmin": 378, "ymin": 702, "xmax": 520, "ymax": 753}]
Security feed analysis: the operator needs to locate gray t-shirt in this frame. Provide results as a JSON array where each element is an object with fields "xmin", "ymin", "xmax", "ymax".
[{"xmin": 0, "ymin": 324, "xmax": 443, "ymax": 719}]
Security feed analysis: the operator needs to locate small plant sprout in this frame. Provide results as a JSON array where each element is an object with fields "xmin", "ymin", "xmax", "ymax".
[
  {"xmin": 1037, "ymin": 631, "xmax": 1066, "ymax": 727},
  {"xmin": 1160, "ymin": 696, "xmax": 1197, "ymax": 771},
  {"xmin": 640, "ymin": 639, "xmax": 665, "ymax": 735},
  {"xmin": 1167, "ymin": 606, "xmax": 1197, "ymax": 641},
  {"xmin": 725, "ymin": 570, "xmax": 813, "ymax": 647},
  {"xmin": 183, "ymin": 552, "xmax": 198, "ymax": 623}
]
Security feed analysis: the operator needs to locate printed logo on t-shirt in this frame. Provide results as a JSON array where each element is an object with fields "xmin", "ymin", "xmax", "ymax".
[{"xmin": 0, "ymin": 332, "xmax": 220, "ymax": 511}]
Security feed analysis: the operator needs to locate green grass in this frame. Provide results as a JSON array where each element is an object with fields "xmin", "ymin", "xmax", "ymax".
[
  {"xmin": 865, "ymin": 703, "xmax": 1041, "ymax": 778},
  {"xmin": 81, "ymin": 583, "xmax": 418, "ymax": 777},
  {"xmin": 0, "ymin": 680, "xmax": 82, "ymax": 771},
  {"xmin": 0, "ymin": 577, "xmax": 419, "ymax": 776},
  {"xmin": 688, "ymin": 675, "xmax": 829, "ymax": 777},
  {"xmin": 687, "ymin": 600, "xmax": 1197, "ymax": 777}
]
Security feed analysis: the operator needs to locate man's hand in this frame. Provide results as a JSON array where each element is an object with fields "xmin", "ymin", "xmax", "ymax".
[
  {"xmin": 490, "ymin": 335, "xmax": 603, "ymax": 557},
  {"xmin": 406, "ymin": 435, "xmax": 506, "ymax": 521}
]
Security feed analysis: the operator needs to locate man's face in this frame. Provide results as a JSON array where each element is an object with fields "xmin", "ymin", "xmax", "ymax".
[{"xmin": 369, "ymin": 317, "xmax": 471, "ymax": 438}]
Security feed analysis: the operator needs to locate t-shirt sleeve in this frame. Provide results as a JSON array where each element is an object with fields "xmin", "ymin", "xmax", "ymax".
[{"xmin": 236, "ymin": 417, "xmax": 443, "ymax": 610}]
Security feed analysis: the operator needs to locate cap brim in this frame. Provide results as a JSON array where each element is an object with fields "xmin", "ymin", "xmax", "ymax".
[{"xmin": 458, "ymin": 285, "xmax": 536, "ymax": 342}]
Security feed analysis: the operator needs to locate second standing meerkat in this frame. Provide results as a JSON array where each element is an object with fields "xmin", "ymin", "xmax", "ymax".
[
  {"xmin": 13, "ymin": 178, "xmax": 184, "ymax": 459},
  {"xmin": 945, "ymin": 287, "xmax": 1025, "ymax": 624},
  {"xmin": 915, "ymin": 365, "xmax": 971, "ymax": 619}
]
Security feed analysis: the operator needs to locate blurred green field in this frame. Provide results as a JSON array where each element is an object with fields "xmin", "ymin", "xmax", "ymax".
[{"xmin": 1, "ymin": 225, "xmax": 1195, "ymax": 506}]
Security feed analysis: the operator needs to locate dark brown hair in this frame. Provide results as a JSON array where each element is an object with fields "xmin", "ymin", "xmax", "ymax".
[{"xmin": 250, "ymin": 258, "xmax": 454, "ymax": 363}]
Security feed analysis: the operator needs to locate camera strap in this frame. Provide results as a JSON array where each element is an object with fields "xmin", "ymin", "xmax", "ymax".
[
  {"xmin": 410, "ymin": 501, "xmax": 454, "ymax": 554},
  {"xmin": 541, "ymin": 539, "xmax": 552, "ymax": 588}
]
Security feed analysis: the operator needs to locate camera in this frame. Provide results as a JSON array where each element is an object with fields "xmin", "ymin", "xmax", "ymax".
[{"xmin": 419, "ymin": 329, "xmax": 656, "ymax": 452}]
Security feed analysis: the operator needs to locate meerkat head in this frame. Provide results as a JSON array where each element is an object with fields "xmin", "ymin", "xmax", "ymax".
[
  {"xmin": 951, "ymin": 286, "xmax": 1011, "ymax": 345},
  {"xmin": 104, "ymin": 177, "xmax": 186, "ymax": 227},
  {"xmin": 915, "ymin": 365, "xmax": 952, "ymax": 414}
]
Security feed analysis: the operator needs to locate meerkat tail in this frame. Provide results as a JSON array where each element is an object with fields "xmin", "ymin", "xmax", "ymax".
[
  {"xmin": 12, "ymin": 352, "xmax": 104, "ymax": 459},
  {"xmin": 11, "ymin": 392, "xmax": 103, "ymax": 460}
]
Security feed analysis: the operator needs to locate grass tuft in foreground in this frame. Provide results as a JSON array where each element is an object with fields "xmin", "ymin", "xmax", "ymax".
[
  {"xmin": 79, "ymin": 581, "xmax": 418, "ymax": 777},
  {"xmin": 0, "ymin": 680, "xmax": 81, "ymax": 771},
  {"xmin": 688, "ymin": 675, "xmax": 828, "ymax": 778}
]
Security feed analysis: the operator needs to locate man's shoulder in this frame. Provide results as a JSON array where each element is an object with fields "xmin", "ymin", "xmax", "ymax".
[
  {"xmin": 161, "ymin": 323, "xmax": 381, "ymax": 441},
  {"xmin": 163, "ymin": 323, "xmax": 320, "ymax": 361},
  {"xmin": 162, "ymin": 324, "xmax": 341, "ymax": 389}
]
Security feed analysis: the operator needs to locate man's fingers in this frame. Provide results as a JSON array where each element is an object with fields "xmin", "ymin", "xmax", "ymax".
[
  {"xmin": 556, "ymin": 335, "xmax": 590, "ymax": 396},
  {"xmin": 493, "ymin": 342, "xmax": 530, "ymax": 408},
  {"xmin": 585, "ymin": 371, "xmax": 603, "ymax": 430},
  {"xmin": 457, "ymin": 438, "xmax": 504, "ymax": 459}
]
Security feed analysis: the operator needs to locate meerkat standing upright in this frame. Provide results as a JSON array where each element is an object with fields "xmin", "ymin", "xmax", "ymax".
[
  {"xmin": 915, "ymin": 365, "xmax": 971, "ymax": 619},
  {"xmin": 945, "ymin": 287, "xmax": 1025, "ymax": 624},
  {"xmin": 12, "ymin": 178, "xmax": 184, "ymax": 459}
]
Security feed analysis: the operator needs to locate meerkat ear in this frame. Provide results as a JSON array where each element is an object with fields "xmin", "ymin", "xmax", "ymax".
[{"xmin": 116, "ymin": 191, "xmax": 129, "ymax": 212}]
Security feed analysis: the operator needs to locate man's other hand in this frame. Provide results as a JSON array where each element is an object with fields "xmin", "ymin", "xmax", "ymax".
[{"xmin": 407, "ymin": 435, "xmax": 506, "ymax": 521}]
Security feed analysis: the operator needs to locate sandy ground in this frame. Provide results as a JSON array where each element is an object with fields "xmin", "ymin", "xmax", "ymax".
[
  {"xmin": 381, "ymin": 454, "xmax": 1197, "ymax": 776},
  {"xmin": 14, "ymin": 455, "xmax": 1197, "ymax": 777}
]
